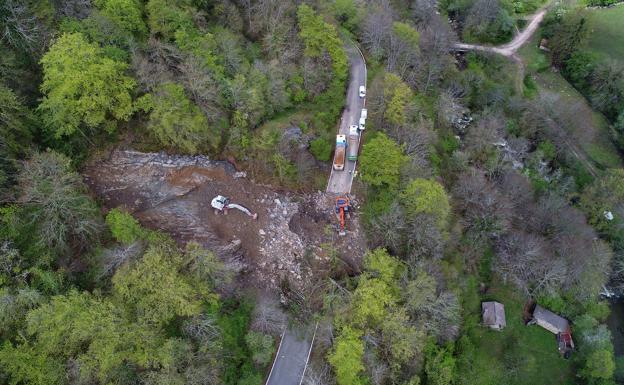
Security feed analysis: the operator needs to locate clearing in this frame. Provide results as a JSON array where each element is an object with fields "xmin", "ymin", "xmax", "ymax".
[
  {"xmin": 519, "ymin": 33, "xmax": 623, "ymax": 171},
  {"xmin": 457, "ymin": 282, "xmax": 574, "ymax": 385},
  {"xmin": 584, "ymin": 5, "xmax": 624, "ymax": 62},
  {"xmin": 83, "ymin": 150, "xmax": 367, "ymax": 292}
]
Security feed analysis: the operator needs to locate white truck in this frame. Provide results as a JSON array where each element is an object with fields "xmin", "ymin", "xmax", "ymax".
[
  {"xmin": 359, "ymin": 109, "xmax": 367, "ymax": 130},
  {"xmin": 348, "ymin": 125, "xmax": 359, "ymax": 161}
]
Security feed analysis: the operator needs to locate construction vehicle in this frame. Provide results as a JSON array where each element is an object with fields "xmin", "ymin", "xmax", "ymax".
[
  {"xmin": 335, "ymin": 196, "xmax": 351, "ymax": 236},
  {"xmin": 333, "ymin": 135, "xmax": 347, "ymax": 171},
  {"xmin": 348, "ymin": 125, "xmax": 359, "ymax": 161},
  {"xmin": 211, "ymin": 195, "xmax": 258, "ymax": 219}
]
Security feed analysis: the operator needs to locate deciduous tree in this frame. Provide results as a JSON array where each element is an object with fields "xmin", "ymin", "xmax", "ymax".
[
  {"xmin": 39, "ymin": 32, "xmax": 135, "ymax": 138},
  {"xmin": 359, "ymin": 133, "xmax": 406, "ymax": 189},
  {"xmin": 328, "ymin": 326, "xmax": 365, "ymax": 385}
]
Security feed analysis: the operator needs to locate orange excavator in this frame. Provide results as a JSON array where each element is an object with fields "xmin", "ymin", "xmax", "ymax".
[{"xmin": 335, "ymin": 196, "xmax": 351, "ymax": 236}]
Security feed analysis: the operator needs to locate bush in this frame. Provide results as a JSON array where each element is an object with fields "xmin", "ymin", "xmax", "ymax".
[
  {"xmin": 585, "ymin": 0, "xmax": 619, "ymax": 6},
  {"xmin": 581, "ymin": 349, "xmax": 615, "ymax": 381},
  {"xmin": 309, "ymin": 137, "xmax": 332, "ymax": 162},
  {"xmin": 245, "ymin": 331, "xmax": 275, "ymax": 367},
  {"xmin": 105, "ymin": 208, "xmax": 144, "ymax": 244}
]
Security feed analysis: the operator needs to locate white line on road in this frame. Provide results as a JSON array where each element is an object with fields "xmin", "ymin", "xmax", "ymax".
[
  {"xmin": 299, "ymin": 322, "xmax": 319, "ymax": 385},
  {"xmin": 264, "ymin": 328, "xmax": 286, "ymax": 385}
]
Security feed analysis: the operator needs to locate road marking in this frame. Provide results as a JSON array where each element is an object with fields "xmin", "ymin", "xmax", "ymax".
[
  {"xmin": 299, "ymin": 322, "xmax": 319, "ymax": 385},
  {"xmin": 264, "ymin": 328, "xmax": 286, "ymax": 385},
  {"xmin": 327, "ymin": 42, "xmax": 367, "ymax": 194}
]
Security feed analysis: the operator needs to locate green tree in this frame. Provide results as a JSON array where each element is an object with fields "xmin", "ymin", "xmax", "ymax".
[
  {"xmin": 359, "ymin": 133, "xmax": 406, "ymax": 189},
  {"xmin": 309, "ymin": 137, "xmax": 332, "ymax": 161},
  {"xmin": 0, "ymin": 342, "xmax": 65, "ymax": 385},
  {"xmin": 424, "ymin": 341, "xmax": 456, "ymax": 385},
  {"xmin": 106, "ymin": 208, "xmax": 145, "ymax": 244},
  {"xmin": 94, "ymin": 0, "xmax": 147, "ymax": 36},
  {"xmin": 581, "ymin": 349, "xmax": 615, "ymax": 381},
  {"xmin": 245, "ymin": 331, "xmax": 275, "ymax": 367},
  {"xmin": 146, "ymin": 0, "xmax": 194, "ymax": 40},
  {"xmin": 39, "ymin": 32, "xmax": 135, "ymax": 138},
  {"xmin": 380, "ymin": 308, "xmax": 425, "ymax": 370},
  {"xmin": 328, "ymin": 326, "xmax": 365, "ymax": 385},
  {"xmin": 401, "ymin": 178, "xmax": 450, "ymax": 230},
  {"xmin": 333, "ymin": 0, "xmax": 360, "ymax": 30},
  {"xmin": 363, "ymin": 248, "xmax": 402, "ymax": 284},
  {"xmin": 184, "ymin": 241, "xmax": 232, "ymax": 287},
  {"xmin": 383, "ymin": 72, "xmax": 414, "ymax": 127},
  {"xmin": 5, "ymin": 290, "xmax": 168, "ymax": 383},
  {"xmin": 0, "ymin": 288, "xmax": 43, "ymax": 339},
  {"xmin": 137, "ymin": 82, "xmax": 217, "ymax": 154},
  {"xmin": 297, "ymin": 4, "xmax": 348, "ymax": 118},
  {"xmin": 0, "ymin": 85, "xmax": 33, "ymax": 193},
  {"xmin": 297, "ymin": 4, "xmax": 348, "ymax": 83},
  {"xmin": 580, "ymin": 169, "xmax": 624, "ymax": 250},
  {"xmin": 546, "ymin": 10, "xmax": 588, "ymax": 67},
  {"xmin": 18, "ymin": 151, "xmax": 103, "ymax": 253},
  {"xmin": 112, "ymin": 242, "xmax": 209, "ymax": 325},
  {"xmin": 351, "ymin": 275, "xmax": 396, "ymax": 327},
  {"xmin": 392, "ymin": 22, "xmax": 420, "ymax": 48}
]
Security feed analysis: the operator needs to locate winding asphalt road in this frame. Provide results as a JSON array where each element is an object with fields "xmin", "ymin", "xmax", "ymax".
[
  {"xmin": 265, "ymin": 326, "xmax": 316, "ymax": 385},
  {"xmin": 266, "ymin": 42, "xmax": 366, "ymax": 385},
  {"xmin": 326, "ymin": 43, "xmax": 367, "ymax": 194}
]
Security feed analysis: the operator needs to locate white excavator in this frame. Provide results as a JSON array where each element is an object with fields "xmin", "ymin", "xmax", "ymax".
[{"xmin": 211, "ymin": 195, "xmax": 258, "ymax": 219}]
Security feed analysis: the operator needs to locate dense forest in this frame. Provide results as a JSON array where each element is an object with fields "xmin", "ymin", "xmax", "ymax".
[{"xmin": 1, "ymin": 0, "xmax": 623, "ymax": 385}]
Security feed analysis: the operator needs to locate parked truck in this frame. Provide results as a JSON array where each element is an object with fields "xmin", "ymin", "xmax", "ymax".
[
  {"xmin": 348, "ymin": 125, "xmax": 359, "ymax": 161},
  {"xmin": 333, "ymin": 134, "xmax": 347, "ymax": 170}
]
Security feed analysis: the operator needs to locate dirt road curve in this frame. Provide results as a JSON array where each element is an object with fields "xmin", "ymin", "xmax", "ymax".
[
  {"xmin": 326, "ymin": 43, "xmax": 367, "ymax": 194},
  {"xmin": 453, "ymin": 8, "xmax": 548, "ymax": 57}
]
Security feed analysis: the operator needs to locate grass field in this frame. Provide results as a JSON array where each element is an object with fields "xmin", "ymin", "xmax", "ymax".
[
  {"xmin": 457, "ymin": 282, "xmax": 575, "ymax": 385},
  {"xmin": 518, "ymin": 33, "xmax": 623, "ymax": 170},
  {"xmin": 584, "ymin": 5, "xmax": 624, "ymax": 63}
]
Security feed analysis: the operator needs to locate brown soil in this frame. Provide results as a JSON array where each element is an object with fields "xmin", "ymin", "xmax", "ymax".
[{"xmin": 83, "ymin": 150, "xmax": 367, "ymax": 291}]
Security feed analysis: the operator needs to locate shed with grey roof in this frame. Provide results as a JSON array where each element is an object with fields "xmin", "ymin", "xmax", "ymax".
[
  {"xmin": 532, "ymin": 305, "xmax": 570, "ymax": 334},
  {"xmin": 482, "ymin": 301, "xmax": 506, "ymax": 330}
]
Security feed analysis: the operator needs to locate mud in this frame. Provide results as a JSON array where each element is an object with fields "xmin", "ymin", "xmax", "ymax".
[{"xmin": 83, "ymin": 150, "xmax": 367, "ymax": 290}]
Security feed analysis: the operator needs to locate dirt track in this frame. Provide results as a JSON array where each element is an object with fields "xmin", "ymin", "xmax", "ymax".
[
  {"xmin": 453, "ymin": 7, "xmax": 548, "ymax": 57},
  {"xmin": 84, "ymin": 150, "xmax": 366, "ymax": 291}
]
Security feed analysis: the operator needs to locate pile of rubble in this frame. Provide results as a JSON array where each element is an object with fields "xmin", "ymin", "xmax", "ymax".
[{"xmin": 83, "ymin": 150, "xmax": 366, "ymax": 292}]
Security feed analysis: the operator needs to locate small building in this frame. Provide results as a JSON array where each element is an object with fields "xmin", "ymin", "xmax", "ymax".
[
  {"xmin": 529, "ymin": 305, "xmax": 575, "ymax": 356},
  {"xmin": 482, "ymin": 301, "xmax": 506, "ymax": 330},
  {"xmin": 532, "ymin": 305, "xmax": 569, "ymax": 334}
]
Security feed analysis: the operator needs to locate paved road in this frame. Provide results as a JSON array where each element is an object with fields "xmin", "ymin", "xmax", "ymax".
[
  {"xmin": 326, "ymin": 43, "xmax": 367, "ymax": 194},
  {"xmin": 265, "ymin": 326, "xmax": 316, "ymax": 385},
  {"xmin": 454, "ymin": 7, "xmax": 548, "ymax": 57},
  {"xmin": 265, "ymin": 42, "xmax": 366, "ymax": 385}
]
